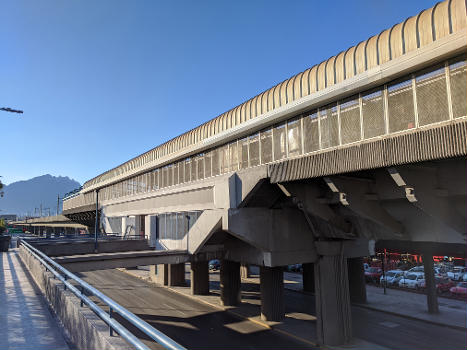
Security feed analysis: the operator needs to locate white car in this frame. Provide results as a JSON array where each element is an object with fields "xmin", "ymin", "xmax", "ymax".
[
  {"xmin": 399, "ymin": 272, "xmax": 425, "ymax": 289},
  {"xmin": 380, "ymin": 270, "xmax": 404, "ymax": 286},
  {"xmin": 447, "ymin": 267, "xmax": 467, "ymax": 281}
]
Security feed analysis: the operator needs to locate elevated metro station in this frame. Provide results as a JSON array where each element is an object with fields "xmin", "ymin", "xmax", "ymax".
[{"xmin": 57, "ymin": 0, "xmax": 466, "ymax": 346}]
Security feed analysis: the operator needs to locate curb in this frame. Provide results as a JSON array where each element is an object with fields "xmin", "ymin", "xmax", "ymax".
[{"xmin": 118, "ymin": 268, "xmax": 319, "ymax": 348}]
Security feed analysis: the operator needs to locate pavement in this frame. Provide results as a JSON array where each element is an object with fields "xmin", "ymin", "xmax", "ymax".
[
  {"xmin": 120, "ymin": 266, "xmax": 466, "ymax": 350},
  {"xmin": 281, "ymin": 269, "xmax": 467, "ymax": 330},
  {"xmin": 0, "ymin": 249, "xmax": 70, "ymax": 350},
  {"xmin": 78, "ymin": 269, "xmax": 315, "ymax": 350}
]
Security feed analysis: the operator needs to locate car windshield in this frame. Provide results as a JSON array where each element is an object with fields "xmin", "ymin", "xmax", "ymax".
[
  {"xmin": 386, "ymin": 272, "xmax": 396, "ymax": 277},
  {"xmin": 458, "ymin": 282, "xmax": 467, "ymax": 288},
  {"xmin": 406, "ymin": 274, "xmax": 417, "ymax": 280},
  {"xmin": 369, "ymin": 267, "xmax": 379, "ymax": 273}
]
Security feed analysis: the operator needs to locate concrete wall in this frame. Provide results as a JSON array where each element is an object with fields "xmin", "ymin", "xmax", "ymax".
[
  {"xmin": 30, "ymin": 239, "xmax": 150, "ymax": 256},
  {"xmin": 18, "ymin": 245, "xmax": 132, "ymax": 350}
]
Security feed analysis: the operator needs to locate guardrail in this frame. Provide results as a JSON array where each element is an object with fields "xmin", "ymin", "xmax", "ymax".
[{"xmin": 19, "ymin": 239, "xmax": 186, "ymax": 350}]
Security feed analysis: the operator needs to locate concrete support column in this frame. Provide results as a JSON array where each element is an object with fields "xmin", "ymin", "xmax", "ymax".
[
  {"xmin": 315, "ymin": 253, "xmax": 352, "ymax": 346},
  {"xmin": 260, "ymin": 266, "xmax": 284, "ymax": 321},
  {"xmin": 121, "ymin": 216, "xmax": 127, "ymax": 237},
  {"xmin": 220, "ymin": 260, "xmax": 241, "ymax": 306},
  {"xmin": 302, "ymin": 263, "xmax": 315, "ymax": 293},
  {"xmin": 240, "ymin": 264, "xmax": 250, "ymax": 279},
  {"xmin": 190, "ymin": 261, "xmax": 209, "ymax": 295},
  {"xmin": 348, "ymin": 257, "xmax": 367, "ymax": 304},
  {"xmin": 422, "ymin": 254, "xmax": 439, "ymax": 314},
  {"xmin": 168, "ymin": 263, "xmax": 186, "ymax": 286},
  {"xmin": 150, "ymin": 264, "xmax": 168, "ymax": 285}
]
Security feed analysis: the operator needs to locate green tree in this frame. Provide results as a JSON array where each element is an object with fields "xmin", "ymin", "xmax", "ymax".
[{"xmin": 0, "ymin": 219, "xmax": 5, "ymax": 234}]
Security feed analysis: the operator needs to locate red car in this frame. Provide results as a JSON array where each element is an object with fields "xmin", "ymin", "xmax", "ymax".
[
  {"xmin": 365, "ymin": 267, "xmax": 383, "ymax": 283},
  {"xmin": 420, "ymin": 277, "xmax": 455, "ymax": 293},
  {"xmin": 450, "ymin": 282, "xmax": 467, "ymax": 298}
]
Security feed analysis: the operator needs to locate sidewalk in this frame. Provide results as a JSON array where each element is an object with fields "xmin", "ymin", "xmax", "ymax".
[{"xmin": 0, "ymin": 249, "xmax": 70, "ymax": 350}]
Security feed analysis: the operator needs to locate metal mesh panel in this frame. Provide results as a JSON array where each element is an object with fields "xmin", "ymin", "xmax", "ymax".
[
  {"xmin": 362, "ymin": 89, "xmax": 385, "ymax": 139},
  {"xmin": 220, "ymin": 145, "xmax": 229, "ymax": 174},
  {"xmin": 340, "ymin": 96, "xmax": 361, "ymax": 144},
  {"xmin": 167, "ymin": 165, "xmax": 173, "ymax": 187},
  {"xmin": 273, "ymin": 123, "xmax": 287, "ymax": 161},
  {"xmin": 162, "ymin": 167, "xmax": 168, "ymax": 188},
  {"xmin": 287, "ymin": 117, "xmax": 302, "ymax": 157},
  {"xmin": 212, "ymin": 149, "xmax": 220, "ymax": 176},
  {"xmin": 204, "ymin": 151, "xmax": 212, "ymax": 178},
  {"xmin": 197, "ymin": 155, "xmax": 204, "ymax": 180},
  {"xmin": 388, "ymin": 79, "xmax": 415, "ymax": 132},
  {"xmin": 240, "ymin": 138, "xmax": 249, "ymax": 169},
  {"xmin": 229, "ymin": 142, "xmax": 239, "ymax": 171},
  {"xmin": 450, "ymin": 57, "xmax": 467, "ymax": 119},
  {"xmin": 260, "ymin": 128, "xmax": 273, "ymax": 164},
  {"xmin": 178, "ymin": 163, "xmax": 184, "ymax": 184},
  {"xmin": 416, "ymin": 65, "xmax": 449, "ymax": 126},
  {"xmin": 249, "ymin": 133, "xmax": 260, "ymax": 166},
  {"xmin": 320, "ymin": 104, "xmax": 339, "ymax": 149},
  {"xmin": 173, "ymin": 163, "xmax": 179, "ymax": 186},
  {"xmin": 184, "ymin": 159, "xmax": 191, "ymax": 183},
  {"xmin": 191, "ymin": 157, "xmax": 198, "ymax": 181},
  {"xmin": 303, "ymin": 111, "xmax": 319, "ymax": 153},
  {"xmin": 152, "ymin": 169, "xmax": 159, "ymax": 190}
]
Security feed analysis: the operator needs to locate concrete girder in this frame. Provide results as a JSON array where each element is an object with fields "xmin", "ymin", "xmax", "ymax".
[
  {"xmin": 279, "ymin": 182, "xmax": 353, "ymax": 238},
  {"xmin": 329, "ymin": 175, "xmax": 405, "ymax": 235},
  {"xmin": 387, "ymin": 166, "xmax": 466, "ymax": 235}
]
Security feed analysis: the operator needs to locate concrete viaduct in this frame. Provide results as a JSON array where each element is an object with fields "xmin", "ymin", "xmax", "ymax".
[{"xmin": 59, "ymin": 0, "xmax": 466, "ymax": 346}]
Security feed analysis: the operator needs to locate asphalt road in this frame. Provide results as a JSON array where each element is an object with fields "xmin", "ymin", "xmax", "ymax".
[
  {"xmin": 78, "ymin": 269, "xmax": 314, "ymax": 350},
  {"xmin": 78, "ymin": 269, "xmax": 466, "ymax": 350}
]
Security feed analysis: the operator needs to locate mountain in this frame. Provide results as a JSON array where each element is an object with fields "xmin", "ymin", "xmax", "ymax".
[{"xmin": 0, "ymin": 175, "xmax": 81, "ymax": 216}]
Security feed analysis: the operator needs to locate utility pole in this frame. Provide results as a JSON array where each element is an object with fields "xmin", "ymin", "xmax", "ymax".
[
  {"xmin": 57, "ymin": 194, "xmax": 60, "ymax": 216},
  {"xmin": 94, "ymin": 189, "xmax": 99, "ymax": 253}
]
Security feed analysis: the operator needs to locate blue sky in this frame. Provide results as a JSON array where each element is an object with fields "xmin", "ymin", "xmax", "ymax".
[{"xmin": 0, "ymin": 0, "xmax": 436, "ymax": 185}]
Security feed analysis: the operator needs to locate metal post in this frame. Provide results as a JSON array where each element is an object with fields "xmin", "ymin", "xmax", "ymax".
[
  {"xmin": 94, "ymin": 189, "xmax": 99, "ymax": 253},
  {"xmin": 109, "ymin": 307, "xmax": 114, "ymax": 336},
  {"xmin": 381, "ymin": 250, "xmax": 386, "ymax": 295},
  {"xmin": 80, "ymin": 286, "xmax": 84, "ymax": 307},
  {"xmin": 57, "ymin": 194, "xmax": 60, "ymax": 216}
]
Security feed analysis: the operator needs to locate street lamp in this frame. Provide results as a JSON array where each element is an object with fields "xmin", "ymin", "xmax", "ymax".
[{"xmin": 1, "ymin": 107, "xmax": 23, "ymax": 114}]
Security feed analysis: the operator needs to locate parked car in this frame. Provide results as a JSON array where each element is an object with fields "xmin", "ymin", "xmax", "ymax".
[
  {"xmin": 399, "ymin": 272, "xmax": 425, "ymax": 289},
  {"xmin": 447, "ymin": 267, "xmax": 467, "ymax": 281},
  {"xmin": 419, "ymin": 277, "xmax": 455, "ymax": 293},
  {"xmin": 363, "ymin": 263, "xmax": 369, "ymax": 271},
  {"xmin": 406, "ymin": 266, "xmax": 424, "ymax": 274},
  {"xmin": 450, "ymin": 282, "xmax": 467, "ymax": 298},
  {"xmin": 380, "ymin": 270, "xmax": 404, "ymax": 286},
  {"xmin": 365, "ymin": 267, "xmax": 382, "ymax": 283},
  {"xmin": 208, "ymin": 259, "xmax": 220, "ymax": 271},
  {"xmin": 462, "ymin": 273, "xmax": 467, "ymax": 282}
]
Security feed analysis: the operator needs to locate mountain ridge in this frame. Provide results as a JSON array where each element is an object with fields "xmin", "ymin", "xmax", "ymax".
[{"xmin": 0, "ymin": 174, "xmax": 81, "ymax": 216}]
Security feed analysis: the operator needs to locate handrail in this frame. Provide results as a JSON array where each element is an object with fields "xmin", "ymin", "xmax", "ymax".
[{"xmin": 19, "ymin": 239, "xmax": 186, "ymax": 350}]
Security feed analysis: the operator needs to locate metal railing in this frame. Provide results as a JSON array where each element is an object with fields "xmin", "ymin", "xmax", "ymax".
[{"xmin": 19, "ymin": 239, "xmax": 186, "ymax": 350}]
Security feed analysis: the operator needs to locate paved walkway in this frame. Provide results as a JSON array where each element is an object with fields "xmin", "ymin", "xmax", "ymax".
[{"xmin": 0, "ymin": 249, "xmax": 70, "ymax": 350}]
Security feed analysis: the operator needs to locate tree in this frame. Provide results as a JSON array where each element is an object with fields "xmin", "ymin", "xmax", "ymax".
[{"xmin": 0, "ymin": 219, "xmax": 5, "ymax": 234}]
